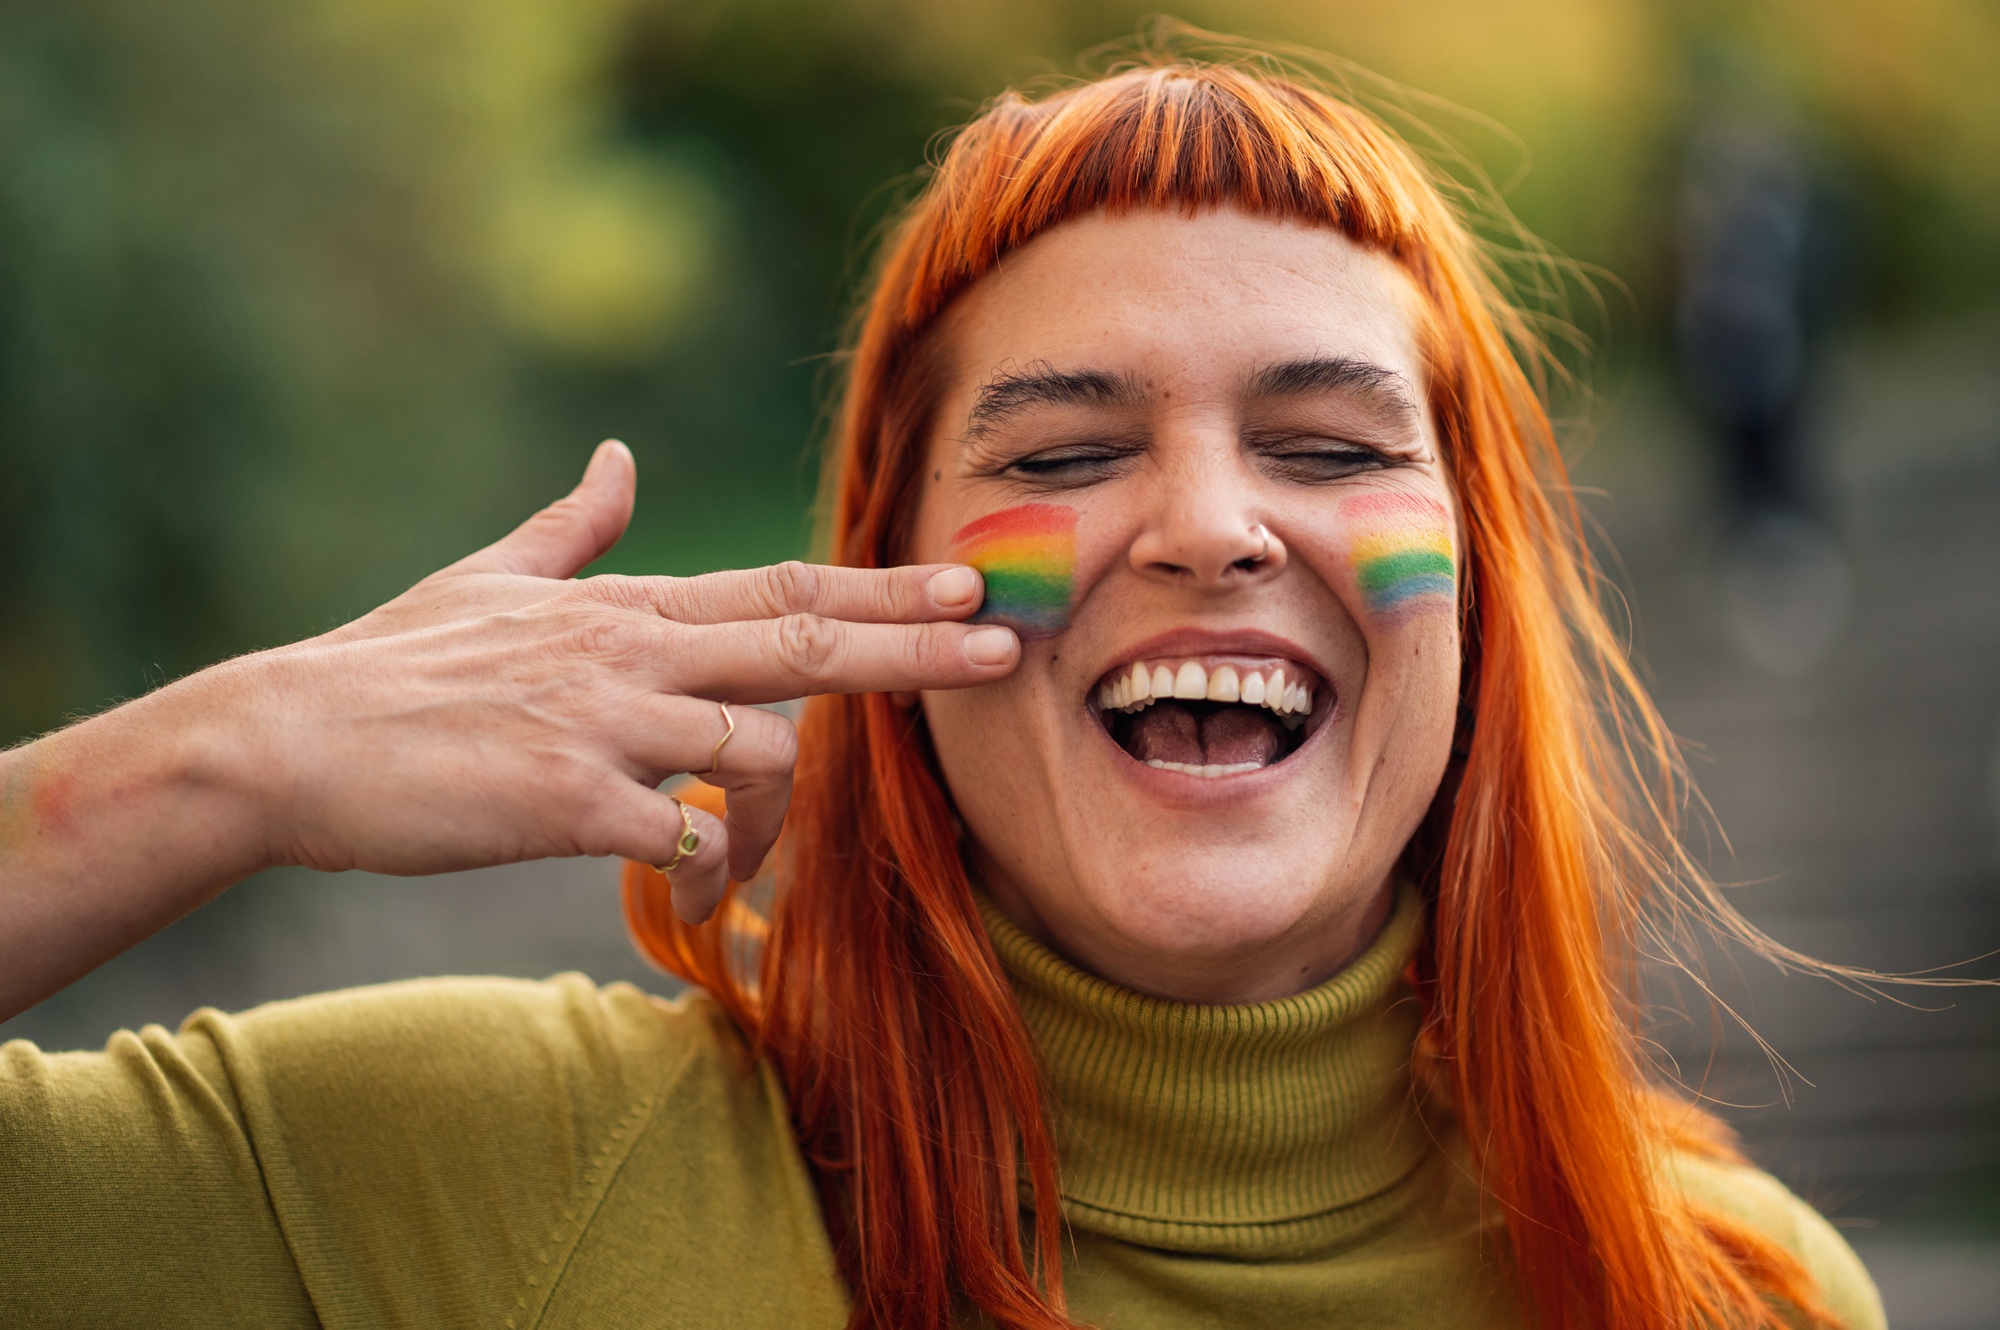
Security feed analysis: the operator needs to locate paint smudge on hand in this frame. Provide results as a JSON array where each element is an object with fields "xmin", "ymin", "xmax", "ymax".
[
  {"xmin": 949, "ymin": 503, "xmax": 1078, "ymax": 637},
  {"xmin": 1342, "ymin": 492, "xmax": 1455, "ymax": 614}
]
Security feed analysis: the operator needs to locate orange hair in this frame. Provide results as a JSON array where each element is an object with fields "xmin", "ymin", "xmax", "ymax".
[{"xmin": 624, "ymin": 41, "xmax": 1840, "ymax": 1330}]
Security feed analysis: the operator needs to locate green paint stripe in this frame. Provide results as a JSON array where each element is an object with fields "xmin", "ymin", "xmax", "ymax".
[
  {"xmin": 1357, "ymin": 549, "xmax": 1454, "ymax": 594},
  {"xmin": 982, "ymin": 568, "xmax": 1072, "ymax": 607}
]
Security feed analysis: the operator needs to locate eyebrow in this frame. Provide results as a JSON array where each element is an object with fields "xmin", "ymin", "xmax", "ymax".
[
  {"xmin": 1249, "ymin": 356, "xmax": 1420, "ymax": 420},
  {"xmin": 961, "ymin": 353, "xmax": 1420, "ymax": 440},
  {"xmin": 964, "ymin": 361, "xmax": 1144, "ymax": 438}
]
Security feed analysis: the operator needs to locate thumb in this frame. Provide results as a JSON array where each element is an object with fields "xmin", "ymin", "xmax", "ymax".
[{"xmin": 456, "ymin": 440, "xmax": 637, "ymax": 579}]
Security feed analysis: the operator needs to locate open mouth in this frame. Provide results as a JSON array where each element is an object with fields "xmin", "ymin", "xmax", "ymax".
[{"xmin": 1092, "ymin": 656, "xmax": 1328, "ymax": 779}]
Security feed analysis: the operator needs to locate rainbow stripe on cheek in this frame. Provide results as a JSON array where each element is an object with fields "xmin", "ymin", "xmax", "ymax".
[
  {"xmin": 949, "ymin": 503, "xmax": 1078, "ymax": 637},
  {"xmin": 1343, "ymin": 492, "xmax": 1455, "ymax": 614}
]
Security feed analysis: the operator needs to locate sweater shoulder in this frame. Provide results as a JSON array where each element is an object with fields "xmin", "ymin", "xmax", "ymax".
[
  {"xmin": 1665, "ymin": 1149, "xmax": 1886, "ymax": 1330},
  {"xmin": 191, "ymin": 973, "xmax": 773, "ymax": 1327},
  {"xmin": 191, "ymin": 971, "xmax": 730, "ymax": 1130}
]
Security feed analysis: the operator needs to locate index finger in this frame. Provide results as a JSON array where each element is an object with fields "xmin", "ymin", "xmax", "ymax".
[
  {"xmin": 589, "ymin": 561, "xmax": 984, "ymax": 627},
  {"xmin": 664, "ymin": 614, "xmax": 1020, "ymax": 703}
]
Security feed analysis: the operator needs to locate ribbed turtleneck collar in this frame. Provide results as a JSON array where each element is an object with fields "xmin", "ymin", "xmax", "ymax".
[{"xmin": 978, "ymin": 886, "xmax": 1433, "ymax": 1257}]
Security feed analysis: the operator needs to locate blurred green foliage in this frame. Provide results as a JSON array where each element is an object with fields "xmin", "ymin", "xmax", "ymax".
[{"xmin": 4, "ymin": 0, "xmax": 1997, "ymax": 745}]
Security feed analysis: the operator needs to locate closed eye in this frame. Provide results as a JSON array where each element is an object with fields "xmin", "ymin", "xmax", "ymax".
[
  {"xmin": 999, "ymin": 443, "xmax": 1142, "ymax": 486},
  {"xmin": 1251, "ymin": 436, "xmax": 1395, "ymax": 484}
]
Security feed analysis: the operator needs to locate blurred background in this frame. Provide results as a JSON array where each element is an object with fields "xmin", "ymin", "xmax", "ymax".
[{"xmin": 2, "ymin": 1, "xmax": 1996, "ymax": 1321}]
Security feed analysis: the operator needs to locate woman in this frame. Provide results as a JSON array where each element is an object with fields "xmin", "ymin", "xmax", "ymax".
[{"xmin": 0, "ymin": 50, "xmax": 1881, "ymax": 1330}]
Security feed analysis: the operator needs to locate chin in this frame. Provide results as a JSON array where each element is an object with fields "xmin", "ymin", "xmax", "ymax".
[{"xmin": 1071, "ymin": 847, "xmax": 1341, "ymax": 964}]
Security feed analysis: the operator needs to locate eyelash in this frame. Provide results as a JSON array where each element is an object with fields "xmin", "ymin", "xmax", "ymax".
[
  {"xmin": 997, "ymin": 445, "xmax": 1140, "ymax": 485},
  {"xmin": 1253, "ymin": 438, "xmax": 1393, "ymax": 482},
  {"xmin": 994, "ymin": 437, "xmax": 1393, "ymax": 488}
]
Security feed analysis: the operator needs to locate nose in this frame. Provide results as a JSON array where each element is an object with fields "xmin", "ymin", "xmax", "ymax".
[{"xmin": 1127, "ymin": 450, "xmax": 1287, "ymax": 589}]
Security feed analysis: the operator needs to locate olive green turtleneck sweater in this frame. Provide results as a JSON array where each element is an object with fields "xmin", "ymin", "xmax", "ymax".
[{"xmin": 1, "ymin": 887, "xmax": 1881, "ymax": 1329}]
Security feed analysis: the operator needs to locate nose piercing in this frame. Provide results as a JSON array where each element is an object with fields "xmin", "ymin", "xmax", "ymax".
[{"xmin": 1247, "ymin": 524, "xmax": 1272, "ymax": 564}]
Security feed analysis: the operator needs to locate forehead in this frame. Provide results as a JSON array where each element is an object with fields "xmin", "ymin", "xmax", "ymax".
[{"xmin": 937, "ymin": 207, "xmax": 1426, "ymax": 392}]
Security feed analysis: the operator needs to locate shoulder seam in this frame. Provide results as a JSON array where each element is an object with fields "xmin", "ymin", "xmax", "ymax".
[
  {"xmin": 512, "ymin": 997, "xmax": 726, "ymax": 1330},
  {"xmin": 503, "ymin": 1087, "xmax": 665, "ymax": 1330}
]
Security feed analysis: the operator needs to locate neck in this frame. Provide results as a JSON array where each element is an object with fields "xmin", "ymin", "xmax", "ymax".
[{"xmin": 973, "ymin": 851, "xmax": 1399, "ymax": 1004}]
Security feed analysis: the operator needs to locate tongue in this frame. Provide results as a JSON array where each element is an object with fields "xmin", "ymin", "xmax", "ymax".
[{"xmin": 1125, "ymin": 702, "xmax": 1285, "ymax": 768}]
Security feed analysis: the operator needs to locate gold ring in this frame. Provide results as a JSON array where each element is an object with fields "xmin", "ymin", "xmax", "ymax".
[
  {"xmin": 705, "ymin": 702, "xmax": 736, "ymax": 777},
  {"xmin": 657, "ymin": 798, "xmax": 701, "ymax": 875}
]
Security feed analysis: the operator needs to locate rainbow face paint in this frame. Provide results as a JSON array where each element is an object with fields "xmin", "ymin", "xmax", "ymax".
[
  {"xmin": 1342, "ymin": 492, "xmax": 1455, "ymax": 614},
  {"xmin": 949, "ymin": 503, "xmax": 1078, "ymax": 637}
]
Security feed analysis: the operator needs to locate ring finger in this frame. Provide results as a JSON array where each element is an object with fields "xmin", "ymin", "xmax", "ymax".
[
  {"xmin": 662, "ymin": 801, "xmax": 731, "ymax": 924},
  {"xmin": 624, "ymin": 697, "xmax": 798, "ymax": 881}
]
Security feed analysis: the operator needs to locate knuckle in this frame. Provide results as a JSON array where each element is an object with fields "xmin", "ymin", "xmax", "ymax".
[
  {"xmin": 769, "ymin": 717, "xmax": 800, "ymax": 770},
  {"xmin": 766, "ymin": 561, "xmax": 823, "ymax": 616},
  {"xmin": 546, "ymin": 757, "xmax": 616, "ymax": 832},
  {"xmin": 735, "ymin": 715, "xmax": 799, "ymax": 775},
  {"xmin": 587, "ymin": 574, "xmax": 652, "ymax": 613},
  {"xmin": 910, "ymin": 624, "xmax": 947, "ymax": 677},
  {"xmin": 774, "ymin": 613, "xmax": 839, "ymax": 682},
  {"xmin": 563, "ymin": 614, "xmax": 648, "ymax": 665},
  {"xmin": 649, "ymin": 576, "xmax": 693, "ymax": 621},
  {"xmin": 877, "ymin": 567, "xmax": 916, "ymax": 617}
]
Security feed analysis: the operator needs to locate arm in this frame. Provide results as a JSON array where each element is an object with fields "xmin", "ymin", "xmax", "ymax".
[{"xmin": 0, "ymin": 440, "xmax": 1016, "ymax": 1020}]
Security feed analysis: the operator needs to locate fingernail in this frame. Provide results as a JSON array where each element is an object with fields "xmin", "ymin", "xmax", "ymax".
[
  {"xmin": 928, "ymin": 566, "xmax": 981, "ymax": 608},
  {"xmin": 964, "ymin": 626, "xmax": 1017, "ymax": 666}
]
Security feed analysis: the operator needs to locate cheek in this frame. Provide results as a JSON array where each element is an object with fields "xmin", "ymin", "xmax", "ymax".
[
  {"xmin": 1309, "ymin": 489, "xmax": 1462, "ymax": 782},
  {"xmin": 1337, "ymin": 491, "xmax": 1457, "ymax": 619},
  {"xmin": 921, "ymin": 675, "xmax": 1049, "ymax": 849}
]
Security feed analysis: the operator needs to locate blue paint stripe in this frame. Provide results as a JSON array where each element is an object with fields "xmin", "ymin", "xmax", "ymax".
[{"xmin": 1365, "ymin": 573, "xmax": 1454, "ymax": 611}]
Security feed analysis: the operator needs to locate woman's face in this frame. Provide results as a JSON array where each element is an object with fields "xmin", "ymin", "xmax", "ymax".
[{"xmin": 910, "ymin": 208, "xmax": 1460, "ymax": 1004}]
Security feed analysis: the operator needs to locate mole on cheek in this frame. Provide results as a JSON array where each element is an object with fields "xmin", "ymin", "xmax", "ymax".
[
  {"xmin": 1341, "ymin": 492, "xmax": 1455, "ymax": 616},
  {"xmin": 949, "ymin": 503, "xmax": 1078, "ymax": 638}
]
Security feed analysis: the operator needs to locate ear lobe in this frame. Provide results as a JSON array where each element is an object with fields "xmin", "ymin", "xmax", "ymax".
[{"xmin": 889, "ymin": 690, "xmax": 920, "ymax": 709}]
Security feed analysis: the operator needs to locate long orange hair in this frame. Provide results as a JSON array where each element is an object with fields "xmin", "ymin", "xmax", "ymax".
[{"xmin": 623, "ymin": 42, "xmax": 1839, "ymax": 1330}]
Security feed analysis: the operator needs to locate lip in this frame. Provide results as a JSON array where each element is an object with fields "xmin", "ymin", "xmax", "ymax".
[
  {"xmin": 1081, "ymin": 626, "xmax": 1340, "ymax": 806},
  {"xmin": 1089, "ymin": 627, "xmax": 1334, "ymax": 690}
]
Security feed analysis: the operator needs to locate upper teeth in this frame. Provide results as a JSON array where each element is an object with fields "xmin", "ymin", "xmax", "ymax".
[{"xmin": 1095, "ymin": 659, "xmax": 1316, "ymax": 718}]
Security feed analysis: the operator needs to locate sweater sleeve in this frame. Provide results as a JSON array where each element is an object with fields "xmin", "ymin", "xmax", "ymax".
[
  {"xmin": 0, "ymin": 1016, "xmax": 318, "ymax": 1328},
  {"xmin": 1666, "ymin": 1151, "xmax": 1887, "ymax": 1330},
  {"xmin": 1, "ymin": 973, "xmax": 709, "ymax": 1330}
]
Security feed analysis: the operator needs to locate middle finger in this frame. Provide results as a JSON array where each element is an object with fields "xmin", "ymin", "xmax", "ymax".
[{"xmin": 663, "ymin": 615, "xmax": 1019, "ymax": 703}]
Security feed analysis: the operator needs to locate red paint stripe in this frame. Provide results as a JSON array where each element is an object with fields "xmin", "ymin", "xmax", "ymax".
[
  {"xmin": 950, "ymin": 503, "xmax": 1077, "ymax": 548},
  {"xmin": 1339, "ymin": 492, "xmax": 1449, "ymax": 525}
]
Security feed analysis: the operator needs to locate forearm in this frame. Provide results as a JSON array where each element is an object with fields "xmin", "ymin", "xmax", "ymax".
[{"xmin": 0, "ymin": 662, "xmax": 276, "ymax": 1020}]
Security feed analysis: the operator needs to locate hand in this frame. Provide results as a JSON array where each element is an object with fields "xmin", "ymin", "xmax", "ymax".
[
  {"xmin": 230, "ymin": 440, "xmax": 1016, "ymax": 921},
  {"xmin": 0, "ymin": 442, "xmax": 1017, "ymax": 1017}
]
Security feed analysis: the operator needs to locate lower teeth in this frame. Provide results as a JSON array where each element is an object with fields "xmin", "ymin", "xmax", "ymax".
[{"xmin": 1144, "ymin": 759, "xmax": 1265, "ymax": 778}]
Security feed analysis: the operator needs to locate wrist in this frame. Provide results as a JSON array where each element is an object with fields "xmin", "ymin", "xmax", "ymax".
[
  {"xmin": 27, "ymin": 656, "xmax": 293, "ymax": 887},
  {"xmin": 0, "ymin": 658, "xmax": 292, "ymax": 1019},
  {"xmin": 147, "ymin": 649, "xmax": 304, "ymax": 879}
]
